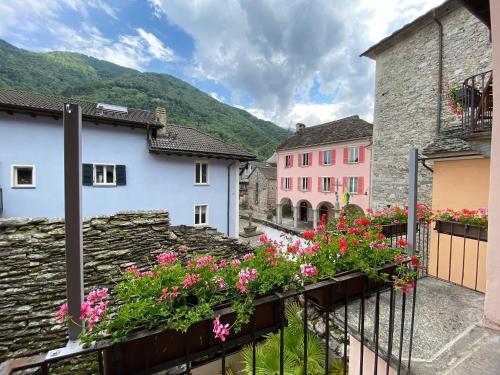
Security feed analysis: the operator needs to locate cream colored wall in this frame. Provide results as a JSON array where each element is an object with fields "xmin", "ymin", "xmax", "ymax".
[{"xmin": 428, "ymin": 158, "xmax": 490, "ymax": 292}]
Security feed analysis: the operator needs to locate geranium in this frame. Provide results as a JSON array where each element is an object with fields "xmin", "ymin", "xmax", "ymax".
[
  {"xmin": 55, "ymin": 303, "xmax": 68, "ymax": 323},
  {"xmin": 79, "ymin": 289, "xmax": 109, "ymax": 330},
  {"xmin": 182, "ymin": 273, "xmax": 201, "ymax": 289},
  {"xmin": 157, "ymin": 252, "xmax": 177, "ymax": 265},
  {"xmin": 236, "ymin": 268, "xmax": 259, "ymax": 293},
  {"xmin": 300, "ymin": 264, "xmax": 317, "ymax": 278},
  {"xmin": 156, "ymin": 286, "xmax": 180, "ymax": 303},
  {"xmin": 302, "ymin": 229, "xmax": 316, "ymax": 240},
  {"xmin": 432, "ymin": 208, "xmax": 488, "ymax": 228},
  {"xmin": 242, "ymin": 253, "xmax": 255, "ymax": 261},
  {"xmin": 339, "ymin": 237, "xmax": 348, "ymax": 255},
  {"xmin": 231, "ymin": 259, "xmax": 241, "ymax": 267},
  {"xmin": 213, "ymin": 315, "xmax": 230, "ymax": 342}
]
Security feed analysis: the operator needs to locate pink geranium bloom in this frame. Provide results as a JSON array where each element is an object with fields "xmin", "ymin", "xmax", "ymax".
[
  {"xmin": 300, "ymin": 264, "xmax": 317, "ymax": 278},
  {"xmin": 182, "ymin": 273, "xmax": 201, "ymax": 289},
  {"xmin": 157, "ymin": 252, "xmax": 177, "ymax": 265},
  {"xmin": 55, "ymin": 303, "xmax": 68, "ymax": 323},
  {"xmin": 213, "ymin": 315, "xmax": 230, "ymax": 341}
]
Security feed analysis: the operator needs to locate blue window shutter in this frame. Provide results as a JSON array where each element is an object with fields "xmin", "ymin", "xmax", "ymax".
[
  {"xmin": 116, "ymin": 165, "xmax": 126, "ymax": 186},
  {"xmin": 82, "ymin": 164, "xmax": 93, "ymax": 186}
]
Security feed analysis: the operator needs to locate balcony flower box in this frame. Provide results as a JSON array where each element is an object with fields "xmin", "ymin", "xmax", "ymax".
[
  {"xmin": 380, "ymin": 223, "xmax": 408, "ymax": 237},
  {"xmin": 435, "ymin": 220, "xmax": 487, "ymax": 242},
  {"xmin": 456, "ymin": 85, "xmax": 482, "ymax": 108}
]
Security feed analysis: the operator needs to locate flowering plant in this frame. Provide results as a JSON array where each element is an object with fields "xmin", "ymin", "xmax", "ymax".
[
  {"xmin": 446, "ymin": 86, "xmax": 463, "ymax": 120},
  {"xmin": 365, "ymin": 205, "xmax": 431, "ymax": 225},
  {"xmin": 432, "ymin": 208, "xmax": 488, "ymax": 228},
  {"xmin": 56, "ymin": 216, "xmax": 419, "ymax": 346}
]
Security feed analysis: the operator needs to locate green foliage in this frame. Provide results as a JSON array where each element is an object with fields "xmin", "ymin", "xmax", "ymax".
[{"xmin": 0, "ymin": 39, "xmax": 289, "ymax": 159}]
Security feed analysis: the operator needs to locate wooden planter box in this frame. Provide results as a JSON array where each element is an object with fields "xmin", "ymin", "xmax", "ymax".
[
  {"xmin": 102, "ymin": 295, "xmax": 282, "ymax": 374},
  {"xmin": 381, "ymin": 223, "xmax": 408, "ymax": 237},
  {"xmin": 305, "ymin": 264, "xmax": 397, "ymax": 311},
  {"xmin": 435, "ymin": 220, "xmax": 487, "ymax": 242}
]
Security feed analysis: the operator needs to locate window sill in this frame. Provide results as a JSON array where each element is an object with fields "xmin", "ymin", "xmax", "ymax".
[
  {"xmin": 194, "ymin": 183, "xmax": 210, "ymax": 186},
  {"xmin": 11, "ymin": 185, "xmax": 36, "ymax": 189},
  {"xmin": 347, "ymin": 161, "xmax": 359, "ymax": 165},
  {"xmin": 92, "ymin": 184, "xmax": 117, "ymax": 187},
  {"xmin": 194, "ymin": 223, "xmax": 209, "ymax": 228}
]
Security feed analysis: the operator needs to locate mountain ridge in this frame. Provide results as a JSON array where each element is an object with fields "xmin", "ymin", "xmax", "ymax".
[{"xmin": 0, "ymin": 39, "xmax": 288, "ymax": 159}]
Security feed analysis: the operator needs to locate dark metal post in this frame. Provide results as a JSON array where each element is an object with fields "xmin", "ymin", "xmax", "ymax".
[
  {"xmin": 63, "ymin": 103, "xmax": 84, "ymax": 340},
  {"xmin": 408, "ymin": 149, "xmax": 418, "ymax": 255}
]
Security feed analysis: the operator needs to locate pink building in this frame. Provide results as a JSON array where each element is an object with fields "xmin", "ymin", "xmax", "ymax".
[{"xmin": 276, "ymin": 115, "xmax": 372, "ymax": 228}]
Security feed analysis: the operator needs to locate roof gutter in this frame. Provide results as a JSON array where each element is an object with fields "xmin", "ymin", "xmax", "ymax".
[{"xmin": 433, "ymin": 10, "xmax": 444, "ymax": 135}]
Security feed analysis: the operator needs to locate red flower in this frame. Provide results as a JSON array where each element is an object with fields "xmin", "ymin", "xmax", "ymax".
[
  {"xmin": 339, "ymin": 237, "xmax": 348, "ymax": 255},
  {"xmin": 410, "ymin": 255, "xmax": 422, "ymax": 269},
  {"xmin": 302, "ymin": 229, "xmax": 316, "ymax": 240}
]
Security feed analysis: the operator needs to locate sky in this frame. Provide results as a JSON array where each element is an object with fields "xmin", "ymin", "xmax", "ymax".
[{"xmin": 0, "ymin": 0, "xmax": 445, "ymax": 129}]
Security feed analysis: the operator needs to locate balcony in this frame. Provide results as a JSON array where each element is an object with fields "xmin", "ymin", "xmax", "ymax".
[{"xmin": 460, "ymin": 70, "xmax": 493, "ymax": 134}]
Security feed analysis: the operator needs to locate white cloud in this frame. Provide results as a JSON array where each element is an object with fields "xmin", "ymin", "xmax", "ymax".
[
  {"xmin": 209, "ymin": 92, "xmax": 226, "ymax": 102},
  {"xmin": 137, "ymin": 28, "xmax": 175, "ymax": 61},
  {"xmin": 151, "ymin": 0, "xmax": 446, "ymax": 127}
]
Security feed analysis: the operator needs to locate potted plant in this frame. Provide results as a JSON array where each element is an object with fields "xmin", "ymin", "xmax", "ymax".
[{"xmin": 432, "ymin": 208, "xmax": 488, "ymax": 241}]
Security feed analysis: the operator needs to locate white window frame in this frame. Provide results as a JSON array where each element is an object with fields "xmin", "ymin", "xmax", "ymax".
[
  {"xmin": 323, "ymin": 150, "xmax": 332, "ymax": 165},
  {"xmin": 348, "ymin": 177, "xmax": 359, "ymax": 194},
  {"xmin": 194, "ymin": 204, "xmax": 209, "ymax": 226},
  {"xmin": 322, "ymin": 177, "xmax": 331, "ymax": 192},
  {"xmin": 301, "ymin": 153, "xmax": 309, "ymax": 167},
  {"xmin": 348, "ymin": 146, "xmax": 359, "ymax": 164},
  {"xmin": 284, "ymin": 177, "xmax": 290, "ymax": 191},
  {"xmin": 285, "ymin": 155, "xmax": 292, "ymax": 168},
  {"xmin": 93, "ymin": 164, "xmax": 116, "ymax": 186},
  {"xmin": 194, "ymin": 160, "xmax": 209, "ymax": 185},
  {"xmin": 11, "ymin": 165, "xmax": 36, "ymax": 188},
  {"xmin": 301, "ymin": 177, "xmax": 308, "ymax": 191}
]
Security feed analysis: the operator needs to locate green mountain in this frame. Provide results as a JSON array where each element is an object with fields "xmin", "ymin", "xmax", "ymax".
[{"xmin": 0, "ymin": 40, "xmax": 289, "ymax": 159}]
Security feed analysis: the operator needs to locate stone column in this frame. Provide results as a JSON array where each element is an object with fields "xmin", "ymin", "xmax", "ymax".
[
  {"xmin": 293, "ymin": 206, "xmax": 298, "ymax": 228},
  {"xmin": 484, "ymin": 0, "xmax": 500, "ymax": 330},
  {"xmin": 312, "ymin": 209, "xmax": 318, "ymax": 229},
  {"xmin": 276, "ymin": 204, "xmax": 282, "ymax": 224}
]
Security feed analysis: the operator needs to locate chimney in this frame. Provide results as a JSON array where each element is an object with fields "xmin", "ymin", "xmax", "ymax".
[
  {"xmin": 155, "ymin": 106, "xmax": 167, "ymax": 126},
  {"xmin": 295, "ymin": 122, "xmax": 306, "ymax": 132}
]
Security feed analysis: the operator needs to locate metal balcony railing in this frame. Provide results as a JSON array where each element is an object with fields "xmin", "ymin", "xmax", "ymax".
[{"xmin": 461, "ymin": 70, "xmax": 493, "ymax": 133}]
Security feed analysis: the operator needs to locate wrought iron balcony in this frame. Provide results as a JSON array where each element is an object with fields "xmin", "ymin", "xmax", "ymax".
[{"xmin": 461, "ymin": 70, "xmax": 493, "ymax": 134}]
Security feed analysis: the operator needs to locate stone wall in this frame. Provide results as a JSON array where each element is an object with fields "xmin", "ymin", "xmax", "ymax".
[
  {"xmin": 247, "ymin": 168, "xmax": 277, "ymax": 215},
  {"xmin": 370, "ymin": 3, "xmax": 492, "ymax": 209},
  {"xmin": 0, "ymin": 211, "xmax": 250, "ymax": 363}
]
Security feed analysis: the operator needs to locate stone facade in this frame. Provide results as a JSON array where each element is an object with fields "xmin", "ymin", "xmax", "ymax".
[
  {"xmin": 368, "ymin": 3, "xmax": 492, "ymax": 209},
  {"xmin": 0, "ymin": 211, "xmax": 250, "ymax": 363},
  {"xmin": 246, "ymin": 167, "xmax": 277, "ymax": 216}
]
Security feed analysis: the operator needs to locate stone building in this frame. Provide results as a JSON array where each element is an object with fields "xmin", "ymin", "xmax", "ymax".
[
  {"xmin": 362, "ymin": 0, "xmax": 492, "ymax": 209},
  {"xmin": 246, "ymin": 163, "xmax": 277, "ymax": 216}
]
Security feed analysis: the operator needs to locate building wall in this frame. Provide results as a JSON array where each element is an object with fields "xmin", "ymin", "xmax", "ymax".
[
  {"xmin": 276, "ymin": 140, "xmax": 371, "ymax": 210},
  {"xmin": 246, "ymin": 168, "xmax": 276, "ymax": 214},
  {"xmin": 0, "ymin": 112, "xmax": 239, "ymax": 236},
  {"xmin": 370, "ymin": 4, "xmax": 492, "ymax": 209},
  {"xmin": 428, "ymin": 158, "xmax": 490, "ymax": 292}
]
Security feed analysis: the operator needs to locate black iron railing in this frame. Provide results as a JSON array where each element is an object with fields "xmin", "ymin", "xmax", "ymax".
[
  {"xmin": 0, "ymin": 187, "xmax": 3, "ymax": 215},
  {"xmin": 1, "ymin": 275, "xmax": 418, "ymax": 375},
  {"xmin": 461, "ymin": 70, "xmax": 493, "ymax": 133}
]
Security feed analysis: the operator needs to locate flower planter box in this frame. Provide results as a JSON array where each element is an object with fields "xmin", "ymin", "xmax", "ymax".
[
  {"xmin": 457, "ymin": 86, "xmax": 482, "ymax": 108},
  {"xmin": 381, "ymin": 223, "xmax": 407, "ymax": 237},
  {"xmin": 102, "ymin": 295, "xmax": 282, "ymax": 374},
  {"xmin": 435, "ymin": 220, "xmax": 487, "ymax": 242}
]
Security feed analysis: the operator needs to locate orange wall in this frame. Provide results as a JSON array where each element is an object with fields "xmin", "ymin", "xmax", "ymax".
[{"xmin": 429, "ymin": 158, "xmax": 490, "ymax": 292}]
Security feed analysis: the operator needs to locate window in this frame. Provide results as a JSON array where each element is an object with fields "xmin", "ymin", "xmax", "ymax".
[
  {"xmin": 301, "ymin": 177, "xmax": 308, "ymax": 191},
  {"xmin": 323, "ymin": 151, "xmax": 332, "ymax": 165},
  {"xmin": 348, "ymin": 177, "xmax": 358, "ymax": 194},
  {"xmin": 285, "ymin": 155, "xmax": 292, "ymax": 168},
  {"xmin": 194, "ymin": 205, "xmax": 208, "ymax": 225},
  {"xmin": 348, "ymin": 147, "xmax": 359, "ymax": 163},
  {"xmin": 93, "ymin": 164, "xmax": 116, "ymax": 186},
  {"xmin": 322, "ymin": 177, "xmax": 331, "ymax": 192},
  {"xmin": 195, "ymin": 161, "xmax": 208, "ymax": 184},
  {"xmin": 301, "ymin": 153, "xmax": 309, "ymax": 166},
  {"xmin": 255, "ymin": 182, "xmax": 259, "ymax": 204},
  {"xmin": 284, "ymin": 177, "xmax": 290, "ymax": 190},
  {"xmin": 11, "ymin": 165, "xmax": 36, "ymax": 188}
]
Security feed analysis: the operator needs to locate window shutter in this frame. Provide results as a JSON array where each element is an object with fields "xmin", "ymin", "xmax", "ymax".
[
  {"xmin": 343, "ymin": 176, "xmax": 348, "ymax": 191},
  {"xmin": 82, "ymin": 164, "xmax": 93, "ymax": 186},
  {"xmin": 290, "ymin": 155, "xmax": 294, "ymax": 167},
  {"xmin": 116, "ymin": 165, "xmax": 127, "ymax": 186},
  {"xmin": 332, "ymin": 150, "xmax": 336, "ymax": 165},
  {"xmin": 359, "ymin": 146, "xmax": 365, "ymax": 163},
  {"xmin": 319, "ymin": 151, "xmax": 323, "ymax": 166},
  {"xmin": 329, "ymin": 177, "xmax": 334, "ymax": 192},
  {"xmin": 289, "ymin": 177, "xmax": 293, "ymax": 190},
  {"xmin": 308, "ymin": 152, "xmax": 313, "ymax": 166},
  {"xmin": 307, "ymin": 177, "xmax": 312, "ymax": 191},
  {"xmin": 343, "ymin": 148, "xmax": 348, "ymax": 164},
  {"xmin": 297, "ymin": 177, "xmax": 301, "ymax": 191},
  {"xmin": 298, "ymin": 154, "xmax": 302, "ymax": 167},
  {"xmin": 358, "ymin": 176, "xmax": 364, "ymax": 195},
  {"xmin": 318, "ymin": 177, "xmax": 322, "ymax": 192}
]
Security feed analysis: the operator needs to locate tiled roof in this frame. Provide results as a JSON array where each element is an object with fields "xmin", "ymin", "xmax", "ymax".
[
  {"xmin": 0, "ymin": 89, "xmax": 162, "ymax": 128},
  {"xmin": 422, "ymin": 126, "xmax": 478, "ymax": 157},
  {"xmin": 276, "ymin": 115, "xmax": 372, "ymax": 151},
  {"xmin": 149, "ymin": 125, "xmax": 255, "ymax": 161}
]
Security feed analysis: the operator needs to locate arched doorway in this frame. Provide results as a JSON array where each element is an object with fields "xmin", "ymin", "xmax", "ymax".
[
  {"xmin": 319, "ymin": 205, "xmax": 329, "ymax": 222},
  {"xmin": 300, "ymin": 201, "xmax": 309, "ymax": 222}
]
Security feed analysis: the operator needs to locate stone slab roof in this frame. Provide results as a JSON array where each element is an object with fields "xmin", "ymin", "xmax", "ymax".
[
  {"xmin": 0, "ymin": 89, "xmax": 162, "ymax": 128},
  {"xmin": 361, "ymin": 0, "xmax": 458, "ymax": 59},
  {"xmin": 257, "ymin": 166, "xmax": 277, "ymax": 180},
  {"xmin": 422, "ymin": 126, "xmax": 478, "ymax": 157},
  {"xmin": 276, "ymin": 115, "xmax": 372, "ymax": 151},
  {"xmin": 149, "ymin": 125, "xmax": 255, "ymax": 161}
]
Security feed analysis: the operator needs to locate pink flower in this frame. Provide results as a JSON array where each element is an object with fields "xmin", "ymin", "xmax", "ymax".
[
  {"xmin": 236, "ymin": 268, "xmax": 258, "ymax": 293},
  {"xmin": 182, "ymin": 273, "xmax": 201, "ymax": 289},
  {"xmin": 369, "ymin": 241, "xmax": 387, "ymax": 250},
  {"xmin": 213, "ymin": 276, "xmax": 226, "ymax": 289},
  {"xmin": 300, "ymin": 264, "xmax": 317, "ymax": 278},
  {"xmin": 213, "ymin": 315, "xmax": 230, "ymax": 342},
  {"xmin": 156, "ymin": 286, "xmax": 180, "ymax": 303},
  {"xmin": 86, "ymin": 288, "xmax": 108, "ymax": 304},
  {"xmin": 259, "ymin": 234, "xmax": 269, "ymax": 244},
  {"xmin": 56, "ymin": 303, "xmax": 68, "ymax": 323},
  {"xmin": 194, "ymin": 255, "xmax": 216, "ymax": 269},
  {"xmin": 307, "ymin": 242, "xmax": 321, "ymax": 255},
  {"xmin": 157, "ymin": 252, "xmax": 177, "ymax": 265},
  {"xmin": 140, "ymin": 270, "xmax": 155, "ymax": 277},
  {"xmin": 231, "ymin": 259, "xmax": 241, "ymax": 267},
  {"xmin": 396, "ymin": 239, "xmax": 408, "ymax": 248},
  {"xmin": 125, "ymin": 265, "xmax": 140, "ymax": 278},
  {"xmin": 394, "ymin": 254, "xmax": 406, "ymax": 264},
  {"xmin": 242, "ymin": 253, "xmax": 255, "ymax": 262}
]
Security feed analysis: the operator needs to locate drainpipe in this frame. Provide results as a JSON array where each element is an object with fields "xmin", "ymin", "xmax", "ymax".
[
  {"xmin": 433, "ymin": 11, "xmax": 444, "ymax": 135},
  {"xmin": 227, "ymin": 160, "xmax": 235, "ymax": 236}
]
